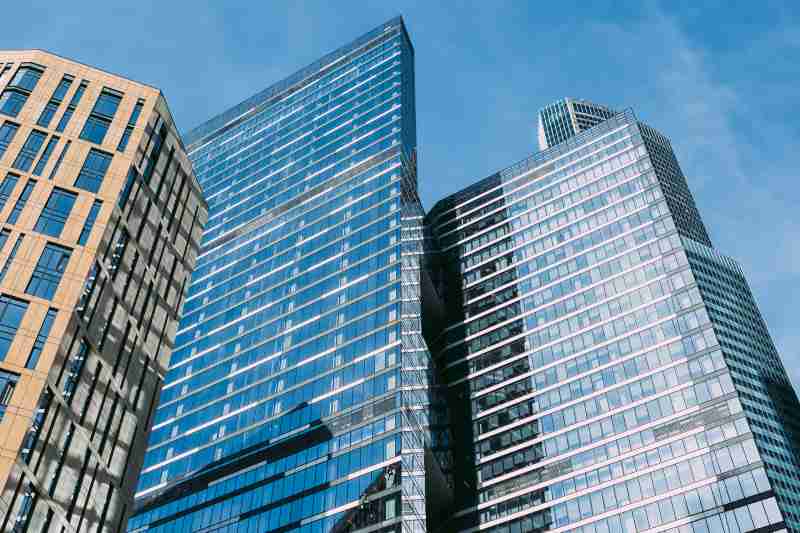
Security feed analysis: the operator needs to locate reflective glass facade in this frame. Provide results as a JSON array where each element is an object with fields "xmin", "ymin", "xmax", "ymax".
[
  {"xmin": 426, "ymin": 108, "xmax": 800, "ymax": 532},
  {"xmin": 130, "ymin": 17, "xmax": 451, "ymax": 533}
]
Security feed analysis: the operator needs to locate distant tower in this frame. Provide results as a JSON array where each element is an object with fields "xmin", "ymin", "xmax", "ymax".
[{"xmin": 537, "ymin": 97, "xmax": 617, "ymax": 150}]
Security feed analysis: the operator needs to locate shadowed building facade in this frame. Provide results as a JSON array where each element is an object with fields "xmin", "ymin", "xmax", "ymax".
[
  {"xmin": 426, "ymin": 104, "xmax": 800, "ymax": 532},
  {"xmin": 128, "ymin": 17, "xmax": 452, "ymax": 533},
  {"xmin": 0, "ymin": 51, "xmax": 206, "ymax": 531}
]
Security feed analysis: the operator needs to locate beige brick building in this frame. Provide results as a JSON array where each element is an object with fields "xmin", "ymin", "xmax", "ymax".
[{"xmin": 0, "ymin": 51, "xmax": 206, "ymax": 531}]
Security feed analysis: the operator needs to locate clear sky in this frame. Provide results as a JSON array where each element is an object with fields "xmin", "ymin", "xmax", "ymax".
[{"xmin": 4, "ymin": 1, "xmax": 799, "ymax": 386}]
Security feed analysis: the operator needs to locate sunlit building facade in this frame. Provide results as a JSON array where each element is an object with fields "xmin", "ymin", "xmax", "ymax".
[
  {"xmin": 128, "ymin": 17, "xmax": 451, "ymax": 533},
  {"xmin": 426, "ymin": 105, "xmax": 800, "ymax": 532},
  {"xmin": 0, "ymin": 50, "xmax": 205, "ymax": 531}
]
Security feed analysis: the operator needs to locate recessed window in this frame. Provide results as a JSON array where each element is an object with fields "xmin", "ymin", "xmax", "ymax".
[
  {"xmin": 78, "ymin": 199, "xmax": 102, "ymax": 245},
  {"xmin": 35, "ymin": 188, "xmax": 77, "ymax": 237},
  {"xmin": 0, "ymin": 234, "xmax": 23, "ymax": 283},
  {"xmin": 0, "ymin": 65, "xmax": 43, "ymax": 118},
  {"xmin": 75, "ymin": 149, "xmax": 112, "ymax": 193},
  {"xmin": 0, "ymin": 294, "xmax": 29, "ymax": 360},
  {"xmin": 26, "ymin": 242, "xmax": 72, "ymax": 299},
  {"xmin": 12, "ymin": 129, "xmax": 47, "ymax": 172},
  {"xmin": 80, "ymin": 89, "xmax": 122, "ymax": 145},
  {"xmin": 32, "ymin": 136, "xmax": 59, "ymax": 177},
  {"xmin": 7, "ymin": 179, "xmax": 35, "ymax": 225},
  {"xmin": 55, "ymin": 81, "xmax": 87, "ymax": 133},
  {"xmin": 26, "ymin": 308, "xmax": 57, "ymax": 369},
  {"xmin": 0, "ymin": 173, "xmax": 19, "ymax": 213},
  {"xmin": 0, "ymin": 122, "xmax": 19, "ymax": 161},
  {"xmin": 37, "ymin": 75, "xmax": 73, "ymax": 128},
  {"xmin": 117, "ymin": 99, "xmax": 145, "ymax": 153}
]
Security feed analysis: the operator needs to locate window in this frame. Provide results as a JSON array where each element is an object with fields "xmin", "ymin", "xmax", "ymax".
[
  {"xmin": 35, "ymin": 188, "xmax": 77, "ymax": 237},
  {"xmin": 26, "ymin": 243, "xmax": 72, "ymax": 299},
  {"xmin": 78, "ymin": 199, "xmax": 102, "ymax": 245},
  {"xmin": 0, "ymin": 65, "xmax": 43, "ymax": 118},
  {"xmin": 117, "ymin": 99, "xmax": 145, "ymax": 153},
  {"xmin": 37, "ymin": 75, "xmax": 73, "ymax": 128},
  {"xmin": 0, "ymin": 229, "xmax": 10, "ymax": 253},
  {"xmin": 0, "ymin": 369, "xmax": 19, "ymax": 419},
  {"xmin": 55, "ymin": 81, "xmax": 87, "ymax": 133},
  {"xmin": 0, "ymin": 121, "xmax": 19, "ymax": 160},
  {"xmin": 8, "ymin": 66, "xmax": 43, "ymax": 92},
  {"xmin": 0, "ymin": 173, "xmax": 19, "ymax": 212},
  {"xmin": 37, "ymin": 102, "xmax": 59, "ymax": 128},
  {"xmin": 48, "ymin": 140, "xmax": 70, "ymax": 180},
  {"xmin": 32, "ymin": 136, "xmax": 59, "ymax": 176},
  {"xmin": 75, "ymin": 149, "xmax": 112, "ymax": 193},
  {"xmin": 0, "ymin": 295, "xmax": 28, "ymax": 360},
  {"xmin": 12, "ymin": 130, "xmax": 47, "ymax": 172},
  {"xmin": 80, "ymin": 89, "xmax": 122, "ymax": 145},
  {"xmin": 0, "ymin": 234, "xmax": 23, "ymax": 283},
  {"xmin": 26, "ymin": 308, "xmax": 57, "ymax": 369},
  {"xmin": 7, "ymin": 179, "xmax": 35, "ymax": 225},
  {"xmin": 118, "ymin": 166, "xmax": 138, "ymax": 210}
]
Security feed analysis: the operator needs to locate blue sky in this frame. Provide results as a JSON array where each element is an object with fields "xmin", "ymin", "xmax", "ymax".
[{"xmin": 4, "ymin": 1, "xmax": 799, "ymax": 385}]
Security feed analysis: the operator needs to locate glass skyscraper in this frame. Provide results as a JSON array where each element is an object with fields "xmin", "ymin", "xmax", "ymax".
[
  {"xmin": 425, "ymin": 104, "xmax": 800, "ymax": 532},
  {"xmin": 129, "ymin": 17, "xmax": 451, "ymax": 533}
]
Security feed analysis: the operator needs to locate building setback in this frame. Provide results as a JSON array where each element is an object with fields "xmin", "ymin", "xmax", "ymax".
[
  {"xmin": 128, "ymin": 17, "xmax": 451, "ymax": 533},
  {"xmin": 0, "ymin": 51, "xmax": 206, "ymax": 531},
  {"xmin": 426, "ymin": 105, "xmax": 800, "ymax": 532}
]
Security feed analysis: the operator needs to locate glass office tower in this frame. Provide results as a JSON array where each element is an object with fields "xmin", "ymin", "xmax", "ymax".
[
  {"xmin": 129, "ymin": 17, "xmax": 451, "ymax": 533},
  {"xmin": 0, "ymin": 51, "xmax": 205, "ymax": 531},
  {"xmin": 537, "ymin": 99, "xmax": 617, "ymax": 151},
  {"xmin": 426, "ymin": 105, "xmax": 800, "ymax": 532}
]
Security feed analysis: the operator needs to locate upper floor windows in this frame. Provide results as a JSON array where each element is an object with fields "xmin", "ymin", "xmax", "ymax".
[
  {"xmin": 75, "ymin": 149, "xmax": 112, "ymax": 193},
  {"xmin": 117, "ymin": 99, "xmax": 145, "ymax": 153},
  {"xmin": 80, "ymin": 89, "xmax": 122, "ymax": 145},
  {"xmin": 0, "ymin": 65, "xmax": 44, "ymax": 118},
  {"xmin": 8, "ymin": 66, "xmax": 43, "ymax": 92},
  {"xmin": 35, "ymin": 188, "xmax": 77, "ymax": 238},
  {"xmin": 0, "ymin": 294, "xmax": 28, "ymax": 360},
  {"xmin": 26, "ymin": 243, "xmax": 72, "ymax": 300},
  {"xmin": 55, "ymin": 81, "xmax": 88, "ymax": 133},
  {"xmin": 37, "ymin": 75, "xmax": 74, "ymax": 128},
  {"xmin": 0, "ymin": 122, "xmax": 19, "ymax": 161},
  {"xmin": 12, "ymin": 129, "xmax": 47, "ymax": 172}
]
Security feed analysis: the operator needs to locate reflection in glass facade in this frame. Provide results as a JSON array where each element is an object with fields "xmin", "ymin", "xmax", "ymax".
[
  {"xmin": 426, "ymin": 107, "xmax": 800, "ymax": 532},
  {"xmin": 129, "ymin": 17, "xmax": 452, "ymax": 533}
]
